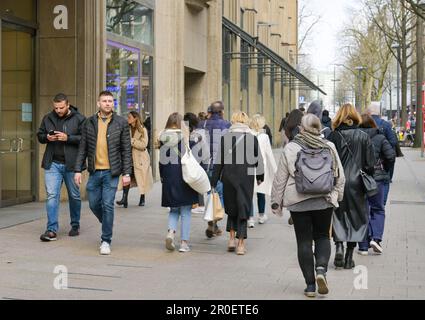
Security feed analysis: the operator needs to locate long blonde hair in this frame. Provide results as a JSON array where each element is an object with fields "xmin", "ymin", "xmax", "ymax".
[
  {"xmin": 250, "ymin": 114, "xmax": 266, "ymax": 133},
  {"xmin": 332, "ymin": 103, "xmax": 362, "ymax": 130}
]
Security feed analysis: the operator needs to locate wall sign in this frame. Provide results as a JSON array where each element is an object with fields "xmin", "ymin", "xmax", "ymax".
[{"xmin": 53, "ymin": 5, "xmax": 68, "ymax": 30}]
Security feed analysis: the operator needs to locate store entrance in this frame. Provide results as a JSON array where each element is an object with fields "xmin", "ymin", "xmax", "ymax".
[{"xmin": 0, "ymin": 21, "xmax": 35, "ymax": 207}]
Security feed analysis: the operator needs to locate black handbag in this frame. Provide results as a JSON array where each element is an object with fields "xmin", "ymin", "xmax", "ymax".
[
  {"xmin": 360, "ymin": 169, "xmax": 378, "ymax": 197},
  {"xmin": 338, "ymin": 132, "xmax": 378, "ymax": 197}
]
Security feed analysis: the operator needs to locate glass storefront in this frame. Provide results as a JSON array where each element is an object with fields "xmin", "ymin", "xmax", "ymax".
[
  {"xmin": 106, "ymin": 0, "xmax": 153, "ymax": 46},
  {"xmin": 106, "ymin": 0, "xmax": 154, "ymax": 123},
  {"xmin": 0, "ymin": 22, "xmax": 35, "ymax": 207}
]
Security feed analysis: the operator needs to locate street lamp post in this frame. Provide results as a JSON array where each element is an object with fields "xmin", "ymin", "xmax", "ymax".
[
  {"xmin": 416, "ymin": 1, "xmax": 425, "ymax": 157},
  {"xmin": 355, "ymin": 66, "xmax": 367, "ymax": 112},
  {"xmin": 392, "ymin": 43, "xmax": 401, "ymax": 127},
  {"xmin": 332, "ymin": 64, "xmax": 341, "ymax": 114}
]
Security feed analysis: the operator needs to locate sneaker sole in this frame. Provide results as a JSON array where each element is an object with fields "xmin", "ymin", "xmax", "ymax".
[
  {"xmin": 316, "ymin": 275, "xmax": 329, "ymax": 295},
  {"xmin": 40, "ymin": 237, "xmax": 57, "ymax": 242},
  {"xmin": 357, "ymin": 251, "xmax": 369, "ymax": 256},
  {"xmin": 165, "ymin": 238, "xmax": 175, "ymax": 251},
  {"xmin": 100, "ymin": 251, "xmax": 111, "ymax": 255},
  {"xmin": 304, "ymin": 292, "xmax": 316, "ymax": 298},
  {"xmin": 370, "ymin": 242, "xmax": 383, "ymax": 254}
]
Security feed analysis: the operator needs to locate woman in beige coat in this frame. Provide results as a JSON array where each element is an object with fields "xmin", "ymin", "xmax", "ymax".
[{"xmin": 116, "ymin": 111, "xmax": 153, "ymax": 208}]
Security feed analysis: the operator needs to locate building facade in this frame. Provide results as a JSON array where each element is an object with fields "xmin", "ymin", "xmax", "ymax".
[{"xmin": 0, "ymin": 0, "xmax": 320, "ymax": 207}]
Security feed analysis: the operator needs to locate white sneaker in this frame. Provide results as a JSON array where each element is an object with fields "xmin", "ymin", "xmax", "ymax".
[
  {"xmin": 165, "ymin": 230, "xmax": 175, "ymax": 251},
  {"xmin": 191, "ymin": 206, "xmax": 205, "ymax": 214},
  {"xmin": 357, "ymin": 250, "xmax": 369, "ymax": 256},
  {"xmin": 258, "ymin": 214, "xmax": 268, "ymax": 224},
  {"xmin": 248, "ymin": 217, "xmax": 255, "ymax": 228},
  {"xmin": 179, "ymin": 242, "xmax": 191, "ymax": 253},
  {"xmin": 100, "ymin": 242, "xmax": 111, "ymax": 255},
  {"xmin": 370, "ymin": 240, "xmax": 383, "ymax": 254}
]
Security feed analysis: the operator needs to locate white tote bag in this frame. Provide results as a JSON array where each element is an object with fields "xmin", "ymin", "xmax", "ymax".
[{"xmin": 180, "ymin": 144, "xmax": 211, "ymax": 194}]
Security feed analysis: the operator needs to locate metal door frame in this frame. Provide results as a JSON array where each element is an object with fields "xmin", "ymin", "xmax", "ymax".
[{"xmin": 0, "ymin": 19, "xmax": 36, "ymax": 207}]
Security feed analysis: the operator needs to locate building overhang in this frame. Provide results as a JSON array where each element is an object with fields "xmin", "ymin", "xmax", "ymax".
[{"xmin": 222, "ymin": 17, "xmax": 327, "ymax": 95}]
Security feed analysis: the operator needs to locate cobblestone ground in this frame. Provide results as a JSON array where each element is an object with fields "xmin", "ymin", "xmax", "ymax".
[{"xmin": 0, "ymin": 148, "xmax": 424, "ymax": 300}]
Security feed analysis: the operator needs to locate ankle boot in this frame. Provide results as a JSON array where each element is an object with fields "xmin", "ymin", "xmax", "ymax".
[
  {"xmin": 116, "ymin": 186, "xmax": 129, "ymax": 208},
  {"xmin": 138, "ymin": 194, "xmax": 145, "ymax": 207},
  {"xmin": 334, "ymin": 242, "xmax": 344, "ymax": 269},
  {"xmin": 344, "ymin": 247, "xmax": 355, "ymax": 269}
]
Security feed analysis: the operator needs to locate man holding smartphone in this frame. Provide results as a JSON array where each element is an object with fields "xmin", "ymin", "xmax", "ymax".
[
  {"xmin": 37, "ymin": 93, "xmax": 86, "ymax": 241},
  {"xmin": 74, "ymin": 91, "xmax": 132, "ymax": 255}
]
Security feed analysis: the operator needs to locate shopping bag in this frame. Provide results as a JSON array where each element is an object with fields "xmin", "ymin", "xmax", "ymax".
[
  {"xmin": 203, "ymin": 193, "xmax": 213, "ymax": 222},
  {"xmin": 212, "ymin": 191, "xmax": 224, "ymax": 222}
]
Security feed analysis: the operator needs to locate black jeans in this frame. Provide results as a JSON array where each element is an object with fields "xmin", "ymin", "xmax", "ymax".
[{"xmin": 291, "ymin": 208, "xmax": 333, "ymax": 285}]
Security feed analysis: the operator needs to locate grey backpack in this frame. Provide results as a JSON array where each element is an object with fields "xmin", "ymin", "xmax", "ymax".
[{"xmin": 294, "ymin": 144, "xmax": 334, "ymax": 195}]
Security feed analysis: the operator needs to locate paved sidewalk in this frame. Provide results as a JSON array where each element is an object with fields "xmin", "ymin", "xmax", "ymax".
[{"xmin": 0, "ymin": 148, "xmax": 425, "ymax": 300}]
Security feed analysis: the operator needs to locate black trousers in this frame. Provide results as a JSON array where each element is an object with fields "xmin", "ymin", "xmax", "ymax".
[
  {"xmin": 226, "ymin": 215, "xmax": 248, "ymax": 239},
  {"xmin": 291, "ymin": 208, "xmax": 333, "ymax": 286}
]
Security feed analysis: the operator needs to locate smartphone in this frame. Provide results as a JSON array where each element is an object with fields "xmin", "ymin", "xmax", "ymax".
[{"xmin": 48, "ymin": 130, "xmax": 55, "ymax": 136}]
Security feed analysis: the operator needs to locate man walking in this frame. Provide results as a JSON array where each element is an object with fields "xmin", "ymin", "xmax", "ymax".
[
  {"xmin": 199, "ymin": 101, "xmax": 231, "ymax": 238},
  {"xmin": 37, "ymin": 93, "xmax": 86, "ymax": 241},
  {"xmin": 367, "ymin": 102, "xmax": 398, "ymax": 205},
  {"xmin": 74, "ymin": 91, "xmax": 132, "ymax": 255}
]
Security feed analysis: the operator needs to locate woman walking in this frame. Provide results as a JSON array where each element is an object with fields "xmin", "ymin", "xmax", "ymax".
[
  {"xmin": 116, "ymin": 111, "xmax": 153, "ymax": 208},
  {"xmin": 212, "ymin": 111, "xmax": 264, "ymax": 255},
  {"xmin": 159, "ymin": 113, "xmax": 198, "ymax": 253},
  {"xmin": 271, "ymin": 114, "xmax": 345, "ymax": 298},
  {"xmin": 250, "ymin": 114, "xmax": 277, "ymax": 225},
  {"xmin": 358, "ymin": 114, "xmax": 395, "ymax": 255},
  {"xmin": 328, "ymin": 104, "xmax": 376, "ymax": 269}
]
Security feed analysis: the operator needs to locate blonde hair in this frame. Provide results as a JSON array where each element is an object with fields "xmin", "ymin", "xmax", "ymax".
[
  {"xmin": 301, "ymin": 114, "xmax": 322, "ymax": 135},
  {"xmin": 250, "ymin": 114, "xmax": 266, "ymax": 132},
  {"xmin": 231, "ymin": 111, "xmax": 250, "ymax": 125},
  {"xmin": 332, "ymin": 103, "xmax": 362, "ymax": 130}
]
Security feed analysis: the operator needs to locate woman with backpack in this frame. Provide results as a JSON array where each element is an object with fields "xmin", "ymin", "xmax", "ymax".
[
  {"xmin": 358, "ymin": 114, "xmax": 395, "ymax": 255},
  {"xmin": 159, "ymin": 113, "xmax": 198, "ymax": 253},
  {"xmin": 211, "ymin": 111, "xmax": 264, "ymax": 256},
  {"xmin": 327, "ymin": 104, "xmax": 376, "ymax": 270},
  {"xmin": 271, "ymin": 114, "xmax": 345, "ymax": 297}
]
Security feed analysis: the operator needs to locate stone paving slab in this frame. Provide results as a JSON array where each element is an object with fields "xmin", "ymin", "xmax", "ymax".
[{"xmin": 1, "ymin": 148, "xmax": 425, "ymax": 300}]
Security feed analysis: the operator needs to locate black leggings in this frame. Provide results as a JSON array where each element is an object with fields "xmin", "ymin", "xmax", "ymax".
[{"xmin": 291, "ymin": 208, "xmax": 333, "ymax": 286}]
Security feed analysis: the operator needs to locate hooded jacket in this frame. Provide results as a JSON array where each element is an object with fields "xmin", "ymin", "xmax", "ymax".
[
  {"xmin": 360, "ymin": 128, "xmax": 395, "ymax": 182},
  {"xmin": 307, "ymin": 101, "xmax": 332, "ymax": 138},
  {"xmin": 37, "ymin": 106, "xmax": 86, "ymax": 171},
  {"xmin": 159, "ymin": 129, "xmax": 198, "ymax": 207}
]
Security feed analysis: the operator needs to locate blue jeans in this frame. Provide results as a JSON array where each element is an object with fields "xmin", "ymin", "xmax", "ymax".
[
  {"xmin": 249, "ymin": 193, "xmax": 266, "ymax": 217},
  {"xmin": 383, "ymin": 161, "xmax": 395, "ymax": 205},
  {"xmin": 86, "ymin": 170, "xmax": 119, "ymax": 244},
  {"xmin": 168, "ymin": 206, "xmax": 192, "ymax": 241},
  {"xmin": 45, "ymin": 162, "xmax": 81, "ymax": 233},
  {"xmin": 359, "ymin": 182, "xmax": 386, "ymax": 251}
]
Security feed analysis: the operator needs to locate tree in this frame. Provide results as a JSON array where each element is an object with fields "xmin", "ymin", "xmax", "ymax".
[
  {"xmin": 365, "ymin": 0, "xmax": 416, "ymax": 125},
  {"xmin": 298, "ymin": 2, "xmax": 322, "ymax": 53}
]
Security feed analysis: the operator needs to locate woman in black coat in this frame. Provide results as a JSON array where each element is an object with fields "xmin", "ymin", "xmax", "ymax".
[
  {"xmin": 159, "ymin": 113, "xmax": 198, "ymax": 253},
  {"xmin": 328, "ymin": 104, "xmax": 376, "ymax": 269},
  {"xmin": 212, "ymin": 111, "xmax": 264, "ymax": 256},
  {"xmin": 358, "ymin": 114, "xmax": 395, "ymax": 255}
]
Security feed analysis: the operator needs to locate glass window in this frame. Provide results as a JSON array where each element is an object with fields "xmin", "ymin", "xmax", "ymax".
[
  {"xmin": 106, "ymin": 42, "xmax": 140, "ymax": 116},
  {"xmin": 0, "ymin": 0, "xmax": 36, "ymax": 22},
  {"xmin": 106, "ymin": 0, "xmax": 153, "ymax": 46}
]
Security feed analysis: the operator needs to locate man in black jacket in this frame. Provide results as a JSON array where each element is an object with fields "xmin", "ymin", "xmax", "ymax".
[
  {"xmin": 37, "ymin": 93, "xmax": 86, "ymax": 242},
  {"xmin": 74, "ymin": 91, "xmax": 132, "ymax": 255}
]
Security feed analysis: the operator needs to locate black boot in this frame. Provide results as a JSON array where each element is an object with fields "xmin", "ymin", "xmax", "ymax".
[
  {"xmin": 334, "ymin": 242, "xmax": 344, "ymax": 269},
  {"xmin": 116, "ymin": 186, "xmax": 129, "ymax": 208},
  {"xmin": 138, "ymin": 194, "xmax": 145, "ymax": 207},
  {"xmin": 344, "ymin": 247, "xmax": 355, "ymax": 269}
]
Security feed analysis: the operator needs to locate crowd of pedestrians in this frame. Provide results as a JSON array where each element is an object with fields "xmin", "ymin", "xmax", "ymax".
[{"xmin": 37, "ymin": 92, "xmax": 398, "ymax": 298}]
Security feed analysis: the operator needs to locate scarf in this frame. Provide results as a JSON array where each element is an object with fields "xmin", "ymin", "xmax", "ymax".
[{"xmin": 294, "ymin": 131, "xmax": 339, "ymax": 177}]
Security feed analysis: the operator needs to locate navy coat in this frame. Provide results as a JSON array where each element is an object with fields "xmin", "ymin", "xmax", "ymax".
[{"xmin": 159, "ymin": 130, "xmax": 198, "ymax": 208}]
